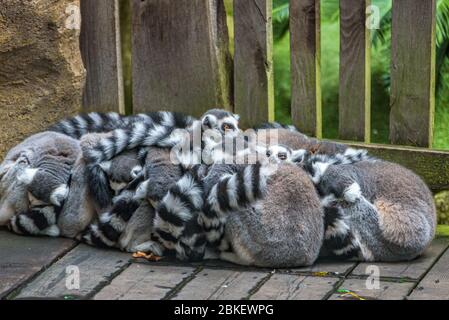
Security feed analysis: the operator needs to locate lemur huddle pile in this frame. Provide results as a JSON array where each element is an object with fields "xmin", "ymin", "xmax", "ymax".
[{"xmin": 0, "ymin": 109, "xmax": 436, "ymax": 267}]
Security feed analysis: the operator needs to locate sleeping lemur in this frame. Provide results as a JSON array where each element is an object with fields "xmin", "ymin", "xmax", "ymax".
[
  {"xmin": 302, "ymin": 152, "xmax": 436, "ymax": 262},
  {"xmin": 260, "ymin": 126, "xmax": 436, "ymax": 262},
  {"xmin": 0, "ymin": 132, "xmax": 81, "ymax": 236}
]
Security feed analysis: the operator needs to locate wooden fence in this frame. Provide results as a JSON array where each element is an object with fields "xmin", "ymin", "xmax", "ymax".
[{"xmin": 79, "ymin": 0, "xmax": 449, "ymax": 191}]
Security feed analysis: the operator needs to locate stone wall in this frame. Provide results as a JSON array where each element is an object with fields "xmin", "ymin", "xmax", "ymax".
[{"xmin": 0, "ymin": 0, "xmax": 86, "ymax": 159}]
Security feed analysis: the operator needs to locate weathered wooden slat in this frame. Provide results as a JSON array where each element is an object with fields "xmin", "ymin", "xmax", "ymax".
[
  {"xmin": 131, "ymin": 0, "xmax": 232, "ymax": 116},
  {"xmin": 408, "ymin": 245, "xmax": 449, "ymax": 300},
  {"xmin": 234, "ymin": 0, "xmax": 274, "ymax": 128},
  {"xmin": 251, "ymin": 274, "xmax": 338, "ymax": 300},
  {"xmin": 290, "ymin": 259, "xmax": 356, "ymax": 277},
  {"xmin": 290, "ymin": 0, "xmax": 321, "ymax": 138},
  {"xmin": 330, "ymin": 279, "xmax": 415, "ymax": 300},
  {"xmin": 390, "ymin": 0, "xmax": 436, "ymax": 147},
  {"xmin": 80, "ymin": 0, "xmax": 124, "ymax": 113},
  {"xmin": 94, "ymin": 264, "xmax": 195, "ymax": 300},
  {"xmin": 345, "ymin": 141, "xmax": 449, "ymax": 191},
  {"xmin": 339, "ymin": 0, "xmax": 371, "ymax": 142},
  {"xmin": 15, "ymin": 245, "xmax": 130, "ymax": 299},
  {"xmin": 351, "ymin": 237, "xmax": 449, "ymax": 280},
  {"xmin": 0, "ymin": 230, "xmax": 76, "ymax": 298},
  {"xmin": 172, "ymin": 269, "xmax": 266, "ymax": 300}
]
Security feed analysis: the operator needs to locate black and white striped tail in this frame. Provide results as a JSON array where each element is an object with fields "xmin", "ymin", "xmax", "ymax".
[
  {"xmin": 81, "ymin": 196, "xmax": 140, "ymax": 248},
  {"xmin": 8, "ymin": 206, "xmax": 61, "ymax": 237},
  {"xmin": 48, "ymin": 112, "xmax": 129, "ymax": 139},
  {"xmin": 82, "ymin": 112, "xmax": 197, "ymax": 165},
  {"xmin": 153, "ymin": 171, "xmax": 207, "ymax": 261}
]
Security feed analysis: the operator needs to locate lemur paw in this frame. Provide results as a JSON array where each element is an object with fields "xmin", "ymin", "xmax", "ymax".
[{"xmin": 343, "ymin": 182, "xmax": 362, "ymax": 203}]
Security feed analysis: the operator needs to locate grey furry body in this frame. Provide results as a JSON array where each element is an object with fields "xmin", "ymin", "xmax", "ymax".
[{"xmin": 314, "ymin": 160, "xmax": 436, "ymax": 261}]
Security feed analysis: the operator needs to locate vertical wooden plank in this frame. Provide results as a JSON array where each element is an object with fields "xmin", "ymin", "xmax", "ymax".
[
  {"xmin": 290, "ymin": 0, "xmax": 322, "ymax": 138},
  {"xmin": 339, "ymin": 0, "xmax": 371, "ymax": 142},
  {"xmin": 80, "ymin": 0, "xmax": 125, "ymax": 113},
  {"xmin": 234, "ymin": 0, "xmax": 274, "ymax": 128},
  {"xmin": 131, "ymin": 0, "xmax": 232, "ymax": 116},
  {"xmin": 390, "ymin": 0, "xmax": 436, "ymax": 147}
]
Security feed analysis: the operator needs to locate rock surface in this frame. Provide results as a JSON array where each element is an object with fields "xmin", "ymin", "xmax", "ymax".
[{"xmin": 0, "ymin": 0, "xmax": 85, "ymax": 159}]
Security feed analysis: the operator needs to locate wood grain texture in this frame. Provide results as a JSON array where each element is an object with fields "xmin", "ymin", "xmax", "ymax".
[
  {"xmin": 172, "ymin": 269, "xmax": 266, "ymax": 300},
  {"xmin": 251, "ymin": 274, "xmax": 338, "ymax": 300},
  {"xmin": 80, "ymin": 0, "xmax": 124, "ymax": 113},
  {"xmin": 290, "ymin": 0, "xmax": 321, "ymax": 138},
  {"xmin": 0, "ymin": 230, "xmax": 75, "ymax": 298},
  {"xmin": 15, "ymin": 245, "xmax": 130, "ymax": 299},
  {"xmin": 94, "ymin": 264, "xmax": 195, "ymax": 300},
  {"xmin": 131, "ymin": 0, "xmax": 232, "ymax": 116},
  {"xmin": 408, "ymin": 246, "xmax": 449, "ymax": 300},
  {"xmin": 330, "ymin": 278, "xmax": 415, "ymax": 300},
  {"xmin": 351, "ymin": 237, "xmax": 449, "ymax": 280},
  {"xmin": 390, "ymin": 0, "xmax": 436, "ymax": 147},
  {"xmin": 291, "ymin": 259, "xmax": 356, "ymax": 277},
  {"xmin": 339, "ymin": 0, "xmax": 371, "ymax": 142},
  {"xmin": 345, "ymin": 141, "xmax": 449, "ymax": 192},
  {"xmin": 234, "ymin": 0, "xmax": 274, "ymax": 128}
]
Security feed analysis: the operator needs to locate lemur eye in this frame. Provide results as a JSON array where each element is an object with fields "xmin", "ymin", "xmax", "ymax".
[
  {"xmin": 266, "ymin": 150, "xmax": 272, "ymax": 157},
  {"xmin": 222, "ymin": 123, "xmax": 234, "ymax": 131},
  {"xmin": 278, "ymin": 152, "xmax": 287, "ymax": 160}
]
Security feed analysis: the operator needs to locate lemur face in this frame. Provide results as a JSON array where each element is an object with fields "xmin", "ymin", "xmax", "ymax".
[
  {"xmin": 201, "ymin": 109, "xmax": 240, "ymax": 138},
  {"xmin": 266, "ymin": 145, "xmax": 292, "ymax": 164},
  {"xmin": 265, "ymin": 145, "xmax": 308, "ymax": 164},
  {"xmin": 0, "ymin": 153, "xmax": 32, "ymax": 225}
]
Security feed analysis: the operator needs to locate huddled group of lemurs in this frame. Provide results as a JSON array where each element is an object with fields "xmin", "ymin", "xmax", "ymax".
[{"xmin": 0, "ymin": 108, "xmax": 436, "ymax": 267}]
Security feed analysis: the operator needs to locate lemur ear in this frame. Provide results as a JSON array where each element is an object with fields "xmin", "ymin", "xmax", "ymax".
[
  {"xmin": 232, "ymin": 113, "xmax": 240, "ymax": 121},
  {"xmin": 99, "ymin": 161, "xmax": 112, "ymax": 173},
  {"xmin": 291, "ymin": 149, "xmax": 308, "ymax": 163},
  {"xmin": 18, "ymin": 168, "xmax": 39, "ymax": 186}
]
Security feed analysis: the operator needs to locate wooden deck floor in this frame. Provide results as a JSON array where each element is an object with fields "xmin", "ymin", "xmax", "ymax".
[{"xmin": 1, "ymin": 229, "xmax": 448, "ymax": 300}]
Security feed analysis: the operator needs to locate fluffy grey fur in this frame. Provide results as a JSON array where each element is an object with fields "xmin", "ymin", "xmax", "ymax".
[
  {"xmin": 311, "ymin": 160, "xmax": 436, "ymax": 261},
  {"xmin": 265, "ymin": 128, "xmax": 436, "ymax": 262},
  {"xmin": 0, "ymin": 132, "xmax": 81, "ymax": 236}
]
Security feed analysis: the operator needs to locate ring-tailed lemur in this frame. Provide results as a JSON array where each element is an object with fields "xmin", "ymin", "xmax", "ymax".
[
  {"xmin": 8, "ymin": 153, "xmax": 75, "ymax": 237},
  {"xmin": 267, "ymin": 127, "xmax": 435, "ymax": 263},
  {"xmin": 0, "ymin": 132, "xmax": 81, "ymax": 235},
  {"xmin": 301, "ymin": 152, "xmax": 436, "ymax": 262}
]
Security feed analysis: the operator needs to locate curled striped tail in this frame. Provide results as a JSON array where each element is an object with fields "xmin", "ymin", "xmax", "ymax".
[
  {"xmin": 82, "ymin": 112, "xmax": 197, "ymax": 165},
  {"xmin": 48, "ymin": 112, "xmax": 129, "ymax": 139},
  {"xmin": 8, "ymin": 206, "xmax": 61, "ymax": 237},
  {"xmin": 199, "ymin": 162, "xmax": 273, "ymax": 246},
  {"xmin": 81, "ymin": 193, "xmax": 140, "ymax": 248},
  {"xmin": 153, "ymin": 172, "xmax": 207, "ymax": 261}
]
